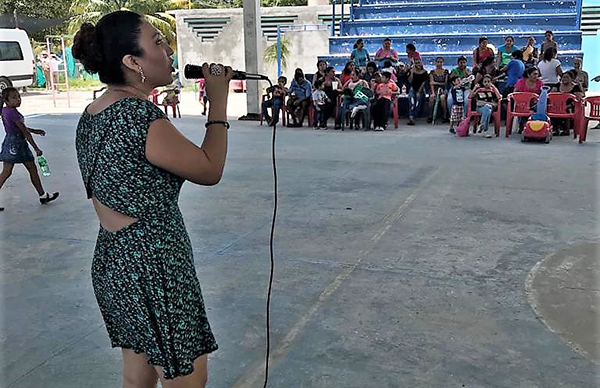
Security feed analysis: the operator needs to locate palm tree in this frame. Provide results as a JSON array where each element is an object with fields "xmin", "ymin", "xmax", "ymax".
[
  {"xmin": 263, "ymin": 37, "xmax": 291, "ymax": 73},
  {"xmin": 68, "ymin": 0, "xmax": 179, "ymax": 46}
]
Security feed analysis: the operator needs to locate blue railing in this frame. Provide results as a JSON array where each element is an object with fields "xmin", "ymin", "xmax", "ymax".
[
  {"xmin": 330, "ymin": 0, "xmax": 351, "ymax": 36},
  {"xmin": 576, "ymin": 0, "xmax": 583, "ymax": 30}
]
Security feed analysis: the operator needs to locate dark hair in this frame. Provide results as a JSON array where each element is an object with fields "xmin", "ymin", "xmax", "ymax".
[
  {"xmin": 314, "ymin": 79, "xmax": 324, "ymax": 89},
  {"xmin": 482, "ymin": 74, "xmax": 493, "ymax": 82},
  {"xmin": 563, "ymin": 69, "xmax": 577, "ymax": 80},
  {"xmin": 294, "ymin": 68, "xmax": 305, "ymax": 82},
  {"xmin": 0, "ymin": 87, "xmax": 19, "ymax": 115},
  {"xmin": 278, "ymin": 76, "xmax": 287, "ymax": 84},
  {"xmin": 355, "ymin": 38, "xmax": 364, "ymax": 47},
  {"xmin": 343, "ymin": 61, "xmax": 354, "ymax": 74},
  {"xmin": 545, "ymin": 30, "xmax": 553, "ymax": 36},
  {"xmin": 72, "ymin": 11, "xmax": 144, "ymax": 85},
  {"xmin": 383, "ymin": 38, "xmax": 391, "ymax": 43},
  {"xmin": 505, "ymin": 36, "xmax": 514, "ymax": 42},
  {"xmin": 523, "ymin": 67, "xmax": 538, "ymax": 79},
  {"xmin": 381, "ymin": 71, "xmax": 392, "ymax": 80},
  {"xmin": 457, "ymin": 56, "xmax": 467, "ymax": 64},
  {"xmin": 316, "ymin": 59, "xmax": 327, "ymax": 70},
  {"xmin": 406, "ymin": 43, "xmax": 416, "ymax": 52},
  {"xmin": 478, "ymin": 37, "xmax": 488, "ymax": 44},
  {"xmin": 436, "ymin": 56, "xmax": 444, "ymax": 62},
  {"xmin": 366, "ymin": 61, "xmax": 378, "ymax": 72},
  {"xmin": 511, "ymin": 50, "xmax": 523, "ymax": 60},
  {"xmin": 325, "ymin": 66, "xmax": 335, "ymax": 75},
  {"xmin": 449, "ymin": 74, "xmax": 460, "ymax": 84},
  {"xmin": 542, "ymin": 47, "xmax": 556, "ymax": 62},
  {"xmin": 383, "ymin": 60, "xmax": 392, "ymax": 68},
  {"xmin": 350, "ymin": 69, "xmax": 360, "ymax": 77}
]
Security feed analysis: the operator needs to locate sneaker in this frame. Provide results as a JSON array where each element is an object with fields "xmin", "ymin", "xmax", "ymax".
[
  {"xmin": 351, "ymin": 106, "xmax": 361, "ymax": 118},
  {"xmin": 478, "ymin": 124, "xmax": 485, "ymax": 133},
  {"xmin": 449, "ymin": 127, "xmax": 456, "ymax": 134},
  {"xmin": 407, "ymin": 119, "xmax": 415, "ymax": 126},
  {"xmin": 427, "ymin": 117, "xmax": 433, "ymax": 124},
  {"xmin": 484, "ymin": 132, "xmax": 493, "ymax": 138},
  {"xmin": 375, "ymin": 126, "xmax": 383, "ymax": 131},
  {"xmin": 40, "ymin": 192, "xmax": 59, "ymax": 205}
]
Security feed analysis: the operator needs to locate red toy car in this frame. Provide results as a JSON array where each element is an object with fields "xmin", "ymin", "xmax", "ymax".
[{"xmin": 521, "ymin": 114, "xmax": 553, "ymax": 144}]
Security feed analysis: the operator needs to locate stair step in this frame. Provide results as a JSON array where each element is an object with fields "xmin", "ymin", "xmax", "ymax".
[
  {"xmin": 344, "ymin": 13, "xmax": 577, "ymax": 35},
  {"xmin": 328, "ymin": 31, "xmax": 582, "ymax": 54},
  {"xmin": 354, "ymin": 0, "xmax": 576, "ymax": 19}
]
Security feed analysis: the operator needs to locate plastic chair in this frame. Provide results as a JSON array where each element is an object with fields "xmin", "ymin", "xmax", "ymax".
[
  {"xmin": 467, "ymin": 88, "xmax": 502, "ymax": 137},
  {"xmin": 149, "ymin": 89, "xmax": 160, "ymax": 104},
  {"xmin": 260, "ymin": 94, "xmax": 287, "ymax": 126},
  {"xmin": 161, "ymin": 90, "xmax": 181, "ymax": 118},
  {"xmin": 506, "ymin": 92, "xmax": 539, "ymax": 137},
  {"xmin": 580, "ymin": 96, "xmax": 600, "ymax": 144},
  {"xmin": 285, "ymin": 98, "xmax": 314, "ymax": 127},
  {"xmin": 546, "ymin": 92, "xmax": 582, "ymax": 140}
]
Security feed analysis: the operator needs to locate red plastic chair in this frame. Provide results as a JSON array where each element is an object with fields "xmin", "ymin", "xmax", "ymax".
[
  {"xmin": 149, "ymin": 89, "xmax": 160, "ymax": 104},
  {"xmin": 580, "ymin": 96, "xmax": 600, "ymax": 144},
  {"xmin": 546, "ymin": 92, "xmax": 582, "ymax": 140},
  {"xmin": 506, "ymin": 92, "xmax": 539, "ymax": 137},
  {"xmin": 467, "ymin": 88, "xmax": 502, "ymax": 137},
  {"xmin": 260, "ymin": 94, "xmax": 287, "ymax": 126}
]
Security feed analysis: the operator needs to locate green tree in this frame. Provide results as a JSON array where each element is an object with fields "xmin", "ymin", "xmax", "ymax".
[
  {"xmin": 67, "ymin": 0, "xmax": 180, "ymax": 46},
  {"xmin": 0, "ymin": 0, "xmax": 73, "ymax": 40},
  {"xmin": 263, "ymin": 37, "xmax": 290, "ymax": 72}
]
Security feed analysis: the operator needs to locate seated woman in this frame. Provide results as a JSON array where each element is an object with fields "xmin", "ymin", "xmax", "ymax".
[
  {"xmin": 513, "ymin": 67, "xmax": 544, "ymax": 133},
  {"xmin": 472, "ymin": 37, "xmax": 495, "ymax": 70},
  {"xmin": 407, "ymin": 58, "xmax": 429, "ymax": 125},
  {"xmin": 496, "ymin": 36, "xmax": 518, "ymax": 72},
  {"xmin": 322, "ymin": 66, "xmax": 343, "ymax": 127},
  {"xmin": 313, "ymin": 59, "xmax": 328, "ymax": 88},
  {"xmin": 286, "ymin": 68, "xmax": 313, "ymax": 127},
  {"xmin": 472, "ymin": 75, "xmax": 501, "ymax": 138},
  {"xmin": 335, "ymin": 69, "xmax": 371, "ymax": 129},
  {"xmin": 340, "ymin": 61, "xmax": 356, "ymax": 86},
  {"xmin": 363, "ymin": 61, "xmax": 378, "ymax": 83},
  {"xmin": 374, "ymin": 38, "xmax": 399, "ymax": 68},
  {"xmin": 521, "ymin": 36, "xmax": 539, "ymax": 68},
  {"xmin": 550, "ymin": 70, "xmax": 585, "ymax": 136},
  {"xmin": 428, "ymin": 56, "xmax": 449, "ymax": 123},
  {"xmin": 473, "ymin": 57, "xmax": 501, "ymax": 87},
  {"xmin": 351, "ymin": 39, "xmax": 371, "ymax": 72}
]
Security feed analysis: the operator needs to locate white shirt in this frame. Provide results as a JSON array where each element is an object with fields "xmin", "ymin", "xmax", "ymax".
[
  {"xmin": 49, "ymin": 57, "xmax": 63, "ymax": 73},
  {"xmin": 538, "ymin": 59, "xmax": 561, "ymax": 84}
]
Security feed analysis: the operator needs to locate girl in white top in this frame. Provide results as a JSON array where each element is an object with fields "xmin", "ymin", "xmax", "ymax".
[{"xmin": 537, "ymin": 47, "xmax": 562, "ymax": 88}]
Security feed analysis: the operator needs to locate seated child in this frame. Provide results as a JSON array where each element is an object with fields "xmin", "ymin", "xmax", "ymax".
[
  {"xmin": 262, "ymin": 76, "xmax": 288, "ymax": 126},
  {"xmin": 472, "ymin": 74, "xmax": 500, "ymax": 138}
]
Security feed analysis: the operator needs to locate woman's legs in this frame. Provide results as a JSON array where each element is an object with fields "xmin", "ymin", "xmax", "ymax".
[
  {"xmin": 122, "ymin": 349, "xmax": 159, "ymax": 388},
  {"xmin": 0, "ymin": 162, "xmax": 14, "ymax": 189},
  {"xmin": 23, "ymin": 161, "xmax": 44, "ymax": 196},
  {"xmin": 155, "ymin": 355, "xmax": 209, "ymax": 388}
]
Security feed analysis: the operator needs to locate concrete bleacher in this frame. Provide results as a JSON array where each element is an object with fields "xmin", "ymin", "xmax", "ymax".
[{"xmin": 318, "ymin": 0, "xmax": 584, "ymax": 70}]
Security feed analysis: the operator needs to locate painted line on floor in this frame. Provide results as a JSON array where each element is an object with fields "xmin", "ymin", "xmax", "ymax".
[{"xmin": 231, "ymin": 165, "xmax": 442, "ymax": 388}]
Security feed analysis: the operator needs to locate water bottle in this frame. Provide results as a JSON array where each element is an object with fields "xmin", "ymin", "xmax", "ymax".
[{"xmin": 37, "ymin": 155, "xmax": 51, "ymax": 177}]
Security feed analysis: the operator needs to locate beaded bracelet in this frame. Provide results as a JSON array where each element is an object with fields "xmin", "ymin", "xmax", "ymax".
[{"xmin": 205, "ymin": 120, "xmax": 230, "ymax": 129}]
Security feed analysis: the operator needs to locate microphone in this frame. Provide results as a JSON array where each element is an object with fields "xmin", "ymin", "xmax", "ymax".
[{"xmin": 184, "ymin": 64, "xmax": 268, "ymax": 81}]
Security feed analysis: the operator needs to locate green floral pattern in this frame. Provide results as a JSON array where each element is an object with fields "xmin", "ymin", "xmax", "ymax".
[{"xmin": 75, "ymin": 98, "xmax": 218, "ymax": 380}]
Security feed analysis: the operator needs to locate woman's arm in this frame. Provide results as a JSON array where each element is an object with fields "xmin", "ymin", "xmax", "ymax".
[
  {"xmin": 556, "ymin": 64, "xmax": 563, "ymax": 78},
  {"xmin": 146, "ymin": 64, "xmax": 232, "ymax": 186}
]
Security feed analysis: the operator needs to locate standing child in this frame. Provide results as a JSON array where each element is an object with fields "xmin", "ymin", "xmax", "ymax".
[
  {"xmin": 0, "ymin": 88, "xmax": 59, "ymax": 211},
  {"xmin": 449, "ymin": 75, "xmax": 467, "ymax": 134},
  {"xmin": 373, "ymin": 71, "xmax": 398, "ymax": 131},
  {"xmin": 312, "ymin": 79, "xmax": 330, "ymax": 129},
  {"xmin": 196, "ymin": 78, "xmax": 208, "ymax": 115},
  {"xmin": 262, "ymin": 76, "xmax": 288, "ymax": 126}
]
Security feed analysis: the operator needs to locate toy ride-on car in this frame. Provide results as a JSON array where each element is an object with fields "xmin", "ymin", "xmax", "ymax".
[{"xmin": 521, "ymin": 114, "xmax": 553, "ymax": 144}]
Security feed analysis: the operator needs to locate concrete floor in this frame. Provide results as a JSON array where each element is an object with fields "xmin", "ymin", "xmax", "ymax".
[{"xmin": 0, "ymin": 113, "xmax": 598, "ymax": 388}]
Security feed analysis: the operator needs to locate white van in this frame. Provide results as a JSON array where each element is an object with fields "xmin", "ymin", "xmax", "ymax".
[{"xmin": 0, "ymin": 28, "xmax": 35, "ymax": 90}]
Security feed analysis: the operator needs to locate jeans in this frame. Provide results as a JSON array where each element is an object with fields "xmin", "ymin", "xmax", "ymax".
[
  {"xmin": 262, "ymin": 98, "xmax": 283, "ymax": 123},
  {"xmin": 447, "ymin": 89, "xmax": 470, "ymax": 113},
  {"xmin": 314, "ymin": 108, "xmax": 325, "ymax": 127},
  {"xmin": 408, "ymin": 88, "xmax": 426, "ymax": 118},
  {"xmin": 476, "ymin": 104, "xmax": 493, "ymax": 131}
]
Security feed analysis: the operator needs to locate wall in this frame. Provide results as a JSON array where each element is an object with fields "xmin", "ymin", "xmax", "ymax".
[
  {"xmin": 172, "ymin": 6, "xmax": 338, "ymax": 86},
  {"xmin": 583, "ymin": 0, "xmax": 600, "ymax": 92}
]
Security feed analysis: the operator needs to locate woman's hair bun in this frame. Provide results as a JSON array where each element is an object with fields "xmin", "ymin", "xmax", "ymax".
[{"xmin": 72, "ymin": 22, "xmax": 104, "ymax": 74}]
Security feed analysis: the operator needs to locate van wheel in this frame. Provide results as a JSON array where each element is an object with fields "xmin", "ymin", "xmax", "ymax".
[{"xmin": 0, "ymin": 77, "xmax": 13, "ymax": 91}]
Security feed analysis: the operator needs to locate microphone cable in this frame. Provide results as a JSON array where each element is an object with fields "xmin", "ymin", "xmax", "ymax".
[{"xmin": 263, "ymin": 78, "xmax": 277, "ymax": 388}]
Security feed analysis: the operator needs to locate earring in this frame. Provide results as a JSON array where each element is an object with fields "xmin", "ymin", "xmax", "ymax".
[{"xmin": 138, "ymin": 66, "xmax": 146, "ymax": 83}]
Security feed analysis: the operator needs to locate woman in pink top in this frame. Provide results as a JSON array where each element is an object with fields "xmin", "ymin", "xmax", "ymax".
[
  {"xmin": 375, "ymin": 38, "xmax": 399, "ymax": 67},
  {"xmin": 514, "ymin": 67, "xmax": 544, "ymax": 94}
]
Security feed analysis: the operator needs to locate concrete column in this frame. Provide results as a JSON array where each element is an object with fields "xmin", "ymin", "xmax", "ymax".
[{"xmin": 240, "ymin": 0, "xmax": 263, "ymax": 120}]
